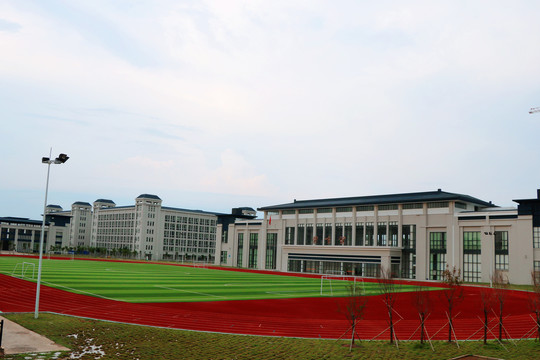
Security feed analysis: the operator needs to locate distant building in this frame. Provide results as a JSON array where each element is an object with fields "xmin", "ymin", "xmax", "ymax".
[
  {"xmin": 215, "ymin": 189, "xmax": 540, "ymax": 285},
  {"xmin": 1, "ymin": 194, "xmax": 256, "ymax": 262},
  {"xmin": 0, "ymin": 203, "xmax": 72, "ymax": 253}
]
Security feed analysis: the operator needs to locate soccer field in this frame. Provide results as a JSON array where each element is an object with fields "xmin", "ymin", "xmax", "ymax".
[{"xmin": 0, "ymin": 257, "xmax": 422, "ymax": 303}]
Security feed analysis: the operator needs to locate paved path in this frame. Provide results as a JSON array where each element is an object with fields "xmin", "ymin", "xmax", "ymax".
[{"xmin": 0, "ymin": 315, "xmax": 69, "ymax": 355}]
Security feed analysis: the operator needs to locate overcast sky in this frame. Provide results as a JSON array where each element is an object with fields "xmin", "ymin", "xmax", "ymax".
[{"xmin": 1, "ymin": 0, "xmax": 540, "ymax": 219}]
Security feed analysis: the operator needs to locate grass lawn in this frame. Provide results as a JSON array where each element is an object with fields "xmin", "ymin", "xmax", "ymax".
[
  {"xmin": 0, "ymin": 257, "xmax": 430, "ymax": 303},
  {"xmin": 4, "ymin": 313, "xmax": 540, "ymax": 360}
]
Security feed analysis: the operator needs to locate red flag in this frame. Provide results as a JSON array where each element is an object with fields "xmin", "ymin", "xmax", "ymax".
[{"xmin": 269, "ymin": 216, "xmax": 271, "ymax": 225}]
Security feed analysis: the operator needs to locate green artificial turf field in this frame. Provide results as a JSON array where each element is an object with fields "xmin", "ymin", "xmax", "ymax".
[{"xmin": 0, "ymin": 257, "xmax": 426, "ymax": 303}]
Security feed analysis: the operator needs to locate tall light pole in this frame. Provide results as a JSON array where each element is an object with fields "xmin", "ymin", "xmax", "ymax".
[{"xmin": 35, "ymin": 150, "xmax": 69, "ymax": 319}]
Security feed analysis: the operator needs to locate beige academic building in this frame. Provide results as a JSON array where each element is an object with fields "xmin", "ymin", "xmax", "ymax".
[{"xmin": 215, "ymin": 189, "xmax": 540, "ymax": 285}]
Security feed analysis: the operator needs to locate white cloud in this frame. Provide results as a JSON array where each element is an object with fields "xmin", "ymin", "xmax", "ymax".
[{"xmin": 1, "ymin": 0, "xmax": 540, "ymax": 218}]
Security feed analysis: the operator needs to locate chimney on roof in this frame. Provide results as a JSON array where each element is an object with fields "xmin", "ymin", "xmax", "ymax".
[
  {"xmin": 537, "ymin": 189, "xmax": 540, "ymax": 200},
  {"xmin": 437, "ymin": 188, "xmax": 441, "ymax": 192}
]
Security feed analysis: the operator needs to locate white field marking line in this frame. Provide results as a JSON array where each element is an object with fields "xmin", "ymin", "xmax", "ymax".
[
  {"xmin": 103, "ymin": 268, "xmax": 193, "ymax": 276},
  {"xmin": 265, "ymin": 290, "xmax": 320, "ymax": 295},
  {"xmin": 155, "ymin": 285, "xmax": 226, "ymax": 299},
  {"xmin": 40, "ymin": 280, "xmax": 119, "ymax": 301}
]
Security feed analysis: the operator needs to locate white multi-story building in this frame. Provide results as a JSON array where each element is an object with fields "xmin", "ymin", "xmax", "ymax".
[
  {"xmin": 1, "ymin": 194, "xmax": 256, "ymax": 262},
  {"xmin": 90, "ymin": 194, "xmax": 223, "ymax": 261},
  {"xmin": 215, "ymin": 189, "xmax": 540, "ymax": 285}
]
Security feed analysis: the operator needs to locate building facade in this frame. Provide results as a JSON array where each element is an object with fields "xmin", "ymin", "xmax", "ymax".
[
  {"xmin": 89, "ymin": 194, "xmax": 223, "ymax": 261},
  {"xmin": 1, "ymin": 194, "xmax": 256, "ymax": 262},
  {"xmin": 0, "ymin": 204, "xmax": 72, "ymax": 253},
  {"xmin": 215, "ymin": 189, "xmax": 540, "ymax": 285}
]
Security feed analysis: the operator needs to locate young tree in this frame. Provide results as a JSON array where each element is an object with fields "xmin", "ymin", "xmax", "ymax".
[
  {"xmin": 528, "ymin": 270, "xmax": 540, "ymax": 340},
  {"xmin": 479, "ymin": 287, "xmax": 493, "ymax": 344},
  {"xmin": 442, "ymin": 266, "xmax": 463, "ymax": 342},
  {"xmin": 377, "ymin": 266, "xmax": 398, "ymax": 343},
  {"xmin": 340, "ymin": 280, "xmax": 368, "ymax": 350},
  {"xmin": 492, "ymin": 270, "xmax": 508, "ymax": 341},
  {"xmin": 413, "ymin": 285, "xmax": 431, "ymax": 344}
]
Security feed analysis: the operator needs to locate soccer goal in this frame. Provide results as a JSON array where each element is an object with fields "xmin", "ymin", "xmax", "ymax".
[
  {"xmin": 193, "ymin": 262, "xmax": 208, "ymax": 269},
  {"xmin": 11, "ymin": 262, "xmax": 36, "ymax": 279},
  {"xmin": 320, "ymin": 274, "xmax": 364, "ymax": 296}
]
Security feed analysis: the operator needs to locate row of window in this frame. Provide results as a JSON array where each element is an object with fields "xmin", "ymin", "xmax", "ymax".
[
  {"xmin": 163, "ymin": 239, "xmax": 212, "ymax": 247},
  {"xmin": 284, "ymin": 223, "xmax": 416, "ymax": 248},
  {"xmin": 163, "ymin": 246, "xmax": 214, "ymax": 254},
  {"xmin": 428, "ymin": 231, "xmax": 509, "ymax": 282},
  {"xmin": 163, "ymin": 224, "xmax": 215, "ymax": 233},
  {"xmin": 164, "ymin": 215, "xmax": 216, "ymax": 226},
  {"xmin": 98, "ymin": 213, "xmax": 135, "ymax": 221}
]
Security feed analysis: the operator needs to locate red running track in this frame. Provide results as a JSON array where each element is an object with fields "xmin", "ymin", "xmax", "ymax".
[{"xmin": 0, "ymin": 266, "xmax": 537, "ymax": 340}]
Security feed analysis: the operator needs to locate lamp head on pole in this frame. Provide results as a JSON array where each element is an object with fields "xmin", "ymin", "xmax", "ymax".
[
  {"xmin": 54, "ymin": 153, "xmax": 69, "ymax": 164},
  {"xmin": 42, "ymin": 153, "xmax": 69, "ymax": 164}
]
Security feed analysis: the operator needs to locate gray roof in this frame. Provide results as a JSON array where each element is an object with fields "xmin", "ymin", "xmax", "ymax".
[
  {"xmin": 94, "ymin": 199, "xmax": 115, "ymax": 204},
  {"xmin": 73, "ymin": 201, "xmax": 91, "ymax": 207},
  {"xmin": 0, "ymin": 217, "xmax": 43, "ymax": 225},
  {"xmin": 258, "ymin": 189, "xmax": 494, "ymax": 211},
  {"xmin": 161, "ymin": 206, "xmax": 223, "ymax": 216},
  {"xmin": 46, "ymin": 204, "xmax": 63, "ymax": 209},
  {"xmin": 137, "ymin": 194, "xmax": 162, "ymax": 200}
]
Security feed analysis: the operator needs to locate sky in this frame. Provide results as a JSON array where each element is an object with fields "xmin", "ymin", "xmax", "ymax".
[{"xmin": 1, "ymin": 0, "xmax": 540, "ymax": 220}]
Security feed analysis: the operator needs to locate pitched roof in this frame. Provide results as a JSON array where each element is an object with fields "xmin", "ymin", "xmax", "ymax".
[
  {"xmin": 136, "ymin": 194, "xmax": 162, "ymax": 200},
  {"xmin": 94, "ymin": 199, "xmax": 115, "ymax": 204},
  {"xmin": 72, "ymin": 201, "xmax": 91, "ymax": 207},
  {"xmin": 258, "ymin": 189, "xmax": 494, "ymax": 211}
]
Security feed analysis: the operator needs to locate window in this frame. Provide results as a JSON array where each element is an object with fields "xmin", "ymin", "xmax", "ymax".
[
  {"xmin": 534, "ymin": 227, "xmax": 540, "ymax": 248},
  {"xmin": 221, "ymin": 230, "xmax": 228, "ymax": 244},
  {"xmin": 324, "ymin": 223, "xmax": 332, "ymax": 245},
  {"xmin": 336, "ymin": 207, "xmax": 352, "ymax": 213},
  {"xmin": 401, "ymin": 225, "xmax": 416, "ymax": 279},
  {"xmin": 403, "ymin": 203, "xmax": 423, "ymax": 210},
  {"xmin": 355, "ymin": 222, "xmax": 364, "ymax": 246},
  {"xmin": 305, "ymin": 224, "xmax": 313, "ymax": 245},
  {"xmin": 315, "ymin": 224, "xmax": 323, "ymax": 245},
  {"xmin": 356, "ymin": 205, "xmax": 374, "ymax": 212},
  {"xmin": 335, "ymin": 223, "xmax": 343, "ymax": 245},
  {"xmin": 317, "ymin": 208, "xmax": 332, "ymax": 213},
  {"xmin": 237, "ymin": 233, "xmax": 244, "ymax": 267},
  {"xmin": 428, "ymin": 202, "xmax": 449, "ymax": 209},
  {"xmin": 297, "ymin": 224, "xmax": 305, "ymax": 245},
  {"xmin": 248, "ymin": 233, "xmax": 258, "ymax": 268},
  {"xmin": 220, "ymin": 251, "xmax": 227, "ymax": 264},
  {"xmin": 389, "ymin": 222, "xmax": 398, "ymax": 247},
  {"xmin": 455, "ymin": 202, "xmax": 467, "ymax": 209},
  {"xmin": 265, "ymin": 233, "xmax": 277, "ymax": 270},
  {"xmin": 285, "ymin": 227, "xmax": 295, "ymax": 245},
  {"xmin": 495, "ymin": 231, "xmax": 509, "ymax": 271},
  {"xmin": 535, "ymin": 261, "xmax": 540, "ymax": 284},
  {"xmin": 344, "ymin": 223, "xmax": 353, "ymax": 246},
  {"xmin": 378, "ymin": 204, "xmax": 398, "ymax": 211},
  {"xmin": 365, "ymin": 223, "xmax": 374, "ymax": 246},
  {"xmin": 463, "ymin": 231, "xmax": 481, "ymax": 282},
  {"xmin": 299, "ymin": 209, "xmax": 314, "ymax": 214},
  {"xmin": 282, "ymin": 210, "xmax": 295, "ymax": 215},
  {"xmin": 429, "ymin": 232, "xmax": 447, "ymax": 280},
  {"xmin": 377, "ymin": 222, "xmax": 387, "ymax": 246}
]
